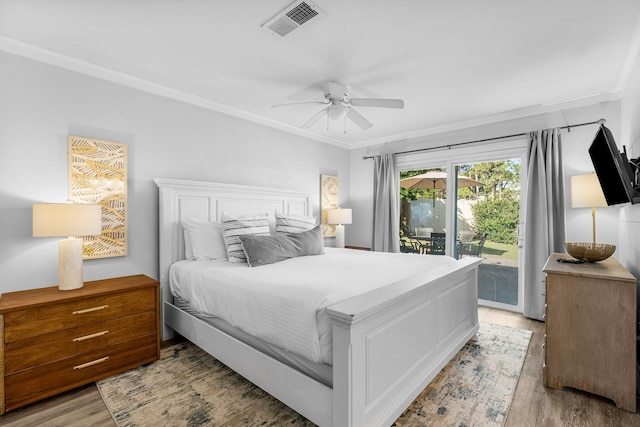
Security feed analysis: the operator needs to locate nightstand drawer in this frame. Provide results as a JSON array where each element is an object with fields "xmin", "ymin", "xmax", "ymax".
[
  {"xmin": 4, "ymin": 333, "xmax": 157, "ymax": 411},
  {"xmin": 5, "ymin": 310, "xmax": 156, "ymax": 374},
  {"xmin": 4, "ymin": 287, "xmax": 156, "ymax": 342}
]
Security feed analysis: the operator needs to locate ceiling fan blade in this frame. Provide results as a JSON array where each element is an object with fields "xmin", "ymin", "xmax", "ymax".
[
  {"xmin": 346, "ymin": 108, "xmax": 373, "ymax": 130},
  {"xmin": 302, "ymin": 107, "xmax": 328, "ymax": 129},
  {"xmin": 326, "ymin": 82, "xmax": 346, "ymax": 101},
  {"xmin": 349, "ymin": 98, "xmax": 404, "ymax": 109},
  {"xmin": 271, "ymin": 101, "xmax": 328, "ymax": 108}
]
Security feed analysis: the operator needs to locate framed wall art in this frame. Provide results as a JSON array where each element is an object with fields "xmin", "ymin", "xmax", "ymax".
[
  {"xmin": 320, "ymin": 174, "xmax": 338, "ymax": 237},
  {"xmin": 68, "ymin": 135, "xmax": 127, "ymax": 259}
]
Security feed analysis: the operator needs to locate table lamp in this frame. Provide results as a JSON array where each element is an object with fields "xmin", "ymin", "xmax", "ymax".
[
  {"xmin": 327, "ymin": 207, "xmax": 352, "ymax": 249},
  {"xmin": 567, "ymin": 173, "xmax": 615, "ymax": 262},
  {"xmin": 570, "ymin": 173, "xmax": 607, "ymax": 244},
  {"xmin": 33, "ymin": 203, "xmax": 102, "ymax": 290}
]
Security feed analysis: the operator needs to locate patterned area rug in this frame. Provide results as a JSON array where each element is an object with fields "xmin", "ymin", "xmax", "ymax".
[{"xmin": 97, "ymin": 323, "xmax": 531, "ymax": 427}]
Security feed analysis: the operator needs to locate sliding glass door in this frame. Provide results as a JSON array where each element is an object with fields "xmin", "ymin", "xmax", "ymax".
[{"xmin": 398, "ymin": 141, "xmax": 526, "ymax": 312}]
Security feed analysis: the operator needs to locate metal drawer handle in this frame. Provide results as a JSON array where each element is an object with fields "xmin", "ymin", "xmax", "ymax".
[
  {"xmin": 72, "ymin": 305, "xmax": 109, "ymax": 315},
  {"xmin": 73, "ymin": 330, "xmax": 109, "ymax": 342},
  {"xmin": 73, "ymin": 356, "xmax": 109, "ymax": 370}
]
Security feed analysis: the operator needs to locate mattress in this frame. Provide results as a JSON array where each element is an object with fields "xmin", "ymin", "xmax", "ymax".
[{"xmin": 169, "ymin": 248, "xmax": 459, "ymax": 365}]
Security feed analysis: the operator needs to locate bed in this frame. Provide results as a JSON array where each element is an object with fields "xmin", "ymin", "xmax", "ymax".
[{"xmin": 155, "ymin": 178, "xmax": 482, "ymax": 427}]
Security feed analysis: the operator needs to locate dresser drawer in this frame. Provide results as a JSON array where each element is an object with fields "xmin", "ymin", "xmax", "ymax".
[
  {"xmin": 5, "ymin": 310, "xmax": 156, "ymax": 374},
  {"xmin": 4, "ymin": 333, "xmax": 157, "ymax": 411},
  {"xmin": 4, "ymin": 288, "xmax": 156, "ymax": 342}
]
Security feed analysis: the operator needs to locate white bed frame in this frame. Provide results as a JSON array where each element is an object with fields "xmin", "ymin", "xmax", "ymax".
[{"xmin": 155, "ymin": 178, "xmax": 482, "ymax": 427}]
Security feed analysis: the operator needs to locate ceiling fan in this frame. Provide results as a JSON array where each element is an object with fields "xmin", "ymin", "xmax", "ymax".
[{"xmin": 271, "ymin": 82, "xmax": 404, "ymax": 130}]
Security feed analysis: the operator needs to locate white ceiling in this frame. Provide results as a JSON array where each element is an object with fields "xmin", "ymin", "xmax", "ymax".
[{"xmin": 1, "ymin": 1, "xmax": 640, "ymax": 149}]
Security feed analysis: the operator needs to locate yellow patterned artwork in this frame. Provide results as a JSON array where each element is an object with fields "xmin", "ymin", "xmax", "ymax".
[
  {"xmin": 68, "ymin": 136, "xmax": 127, "ymax": 259},
  {"xmin": 321, "ymin": 174, "xmax": 338, "ymax": 237}
]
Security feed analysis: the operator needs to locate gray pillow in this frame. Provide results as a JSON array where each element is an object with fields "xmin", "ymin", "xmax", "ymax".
[{"xmin": 239, "ymin": 226, "xmax": 325, "ymax": 267}]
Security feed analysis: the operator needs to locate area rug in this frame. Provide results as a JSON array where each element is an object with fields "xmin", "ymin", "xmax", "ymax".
[{"xmin": 97, "ymin": 323, "xmax": 532, "ymax": 427}]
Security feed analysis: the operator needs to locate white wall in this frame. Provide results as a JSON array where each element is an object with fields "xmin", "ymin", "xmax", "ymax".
[
  {"xmin": 348, "ymin": 147, "xmax": 374, "ymax": 248},
  {"xmin": 619, "ymin": 51, "xmax": 640, "ymax": 279},
  {"xmin": 0, "ymin": 52, "xmax": 350, "ymax": 294}
]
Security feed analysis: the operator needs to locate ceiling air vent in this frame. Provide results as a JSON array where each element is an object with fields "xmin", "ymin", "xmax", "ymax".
[{"xmin": 262, "ymin": 1, "xmax": 324, "ymax": 37}]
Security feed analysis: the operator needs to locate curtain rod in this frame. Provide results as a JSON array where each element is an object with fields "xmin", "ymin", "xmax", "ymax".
[{"xmin": 362, "ymin": 118, "xmax": 606, "ymax": 160}]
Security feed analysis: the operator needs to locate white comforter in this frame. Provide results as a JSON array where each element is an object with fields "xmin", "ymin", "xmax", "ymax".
[{"xmin": 170, "ymin": 248, "xmax": 460, "ymax": 365}]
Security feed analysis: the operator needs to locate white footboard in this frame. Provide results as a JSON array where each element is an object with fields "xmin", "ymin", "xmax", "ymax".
[{"xmin": 327, "ymin": 256, "xmax": 482, "ymax": 427}]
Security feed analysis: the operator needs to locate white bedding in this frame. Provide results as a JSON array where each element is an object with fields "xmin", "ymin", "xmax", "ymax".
[{"xmin": 169, "ymin": 248, "xmax": 460, "ymax": 365}]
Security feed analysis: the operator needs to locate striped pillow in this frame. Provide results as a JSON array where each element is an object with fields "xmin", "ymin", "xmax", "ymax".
[
  {"xmin": 275, "ymin": 210, "xmax": 316, "ymax": 234},
  {"xmin": 221, "ymin": 212, "xmax": 270, "ymax": 263}
]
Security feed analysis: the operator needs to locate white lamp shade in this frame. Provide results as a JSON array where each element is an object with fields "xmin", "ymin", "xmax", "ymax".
[
  {"xmin": 570, "ymin": 174, "xmax": 607, "ymax": 208},
  {"xmin": 32, "ymin": 203, "xmax": 101, "ymax": 291},
  {"xmin": 328, "ymin": 208, "xmax": 352, "ymax": 225},
  {"xmin": 33, "ymin": 203, "xmax": 102, "ymax": 237}
]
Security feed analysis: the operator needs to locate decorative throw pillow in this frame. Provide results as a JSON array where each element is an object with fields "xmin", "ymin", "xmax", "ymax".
[
  {"xmin": 239, "ymin": 225, "xmax": 324, "ymax": 267},
  {"xmin": 182, "ymin": 219, "xmax": 228, "ymax": 261},
  {"xmin": 274, "ymin": 210, "xmax": 316, "ymax": 233},
  {"xmin": 221, "ymin": 212, "xmax": 270, "ymax": 263}
]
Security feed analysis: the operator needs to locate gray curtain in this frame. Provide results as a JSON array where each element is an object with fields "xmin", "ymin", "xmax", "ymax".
[
  {"xmin": 372, "ymin": 153, "xmax": 400, "ymax": 252},
  {"xmin": 523, "ymin": 128, "xmax": 566, "ymax": 320}
]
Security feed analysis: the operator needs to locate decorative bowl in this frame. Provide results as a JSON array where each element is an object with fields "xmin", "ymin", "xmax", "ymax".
[{"xmin": 565, "ymin": 242, "xmax": 616, "ymax": 262}]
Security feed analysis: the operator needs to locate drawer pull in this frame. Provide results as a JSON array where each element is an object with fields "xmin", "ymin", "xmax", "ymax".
[
  {"xmin": 73, "ymin": 330, "xmax": 109, "ymax": 342},
  {"xmin": 73, "ymin": 356, "xmax": 109, "ymax": 370},
  {"xmin": 73, "ymin": 305, "xmax": 109, "ymax": 315}
]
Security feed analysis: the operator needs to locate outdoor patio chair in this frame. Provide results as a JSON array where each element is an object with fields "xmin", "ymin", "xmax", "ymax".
[
  {"xmin": 457, "ymin": 230, "xmax": 474, "ymax": 244},
  {"xmin": 400, "ymin": 238, "xmax": 420, "ymax": 254},
  {"xmin": 415, "ymin": 227, "xmax": 433, "ymax": 237},
  {"xmin": 457, "ymin": 233, "xmax": 488, "ymax": 258},
  {"xmin": 428, "ymin": 232, "xmax": 446, "ymax": 255}
]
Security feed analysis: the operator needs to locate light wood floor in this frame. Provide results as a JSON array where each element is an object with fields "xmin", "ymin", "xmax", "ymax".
[{"xmin": 1, "ymin": 307, "xmax": 638, "ymax": 426}]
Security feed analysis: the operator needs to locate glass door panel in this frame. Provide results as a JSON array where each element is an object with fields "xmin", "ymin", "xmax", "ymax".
[
  {"xmin": 400, "ymin": 167, "xmax": 447, "ymax": 255},
  {"xmin": 454, "ymin": 160, "xmax": 521, "ymax": 308}
]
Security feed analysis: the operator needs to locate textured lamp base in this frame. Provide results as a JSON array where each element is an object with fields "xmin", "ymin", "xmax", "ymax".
[{"xmin": 58, "ymin": 238, "xmax": 84, "ymax": 290}]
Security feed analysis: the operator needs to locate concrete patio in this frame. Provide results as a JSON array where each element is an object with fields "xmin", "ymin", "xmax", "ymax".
[{"xmin": 476, "ymin": 256, "xmax": 518, "ymax": 306}]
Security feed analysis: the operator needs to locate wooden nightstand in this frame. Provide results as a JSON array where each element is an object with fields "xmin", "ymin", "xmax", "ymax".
[
  {"xmin": 543, "ymin": 254, "xmax": 637, "ymax": 412},
  {"xmin": 0, "ymin": 274, "xmax": 160, "ymax": 414}
]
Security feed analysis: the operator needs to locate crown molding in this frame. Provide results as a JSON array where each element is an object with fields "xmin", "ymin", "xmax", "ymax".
[{"xmin": 0, "ymin": 35, "xmax": 351, "ymax": 149}]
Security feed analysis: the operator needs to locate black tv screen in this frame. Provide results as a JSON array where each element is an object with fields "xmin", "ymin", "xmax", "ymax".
[{"xmin": 588, "ymin": 124, "xmax": 639, "ymax": 205}]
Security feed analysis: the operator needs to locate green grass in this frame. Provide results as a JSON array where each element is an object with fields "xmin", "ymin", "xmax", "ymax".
[
  {"xmin": 481, "ymin": 240, "xmax": 519, "ymax": 260},
  {"xmin": 401, "ymin": 236, "xmax": 519, "ymax": 260}
]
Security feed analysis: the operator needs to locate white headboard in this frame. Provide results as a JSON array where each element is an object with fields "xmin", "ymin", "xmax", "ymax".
[{"xmin": 154, "ymin": 178, "xmax": 313, "ymax": 339}]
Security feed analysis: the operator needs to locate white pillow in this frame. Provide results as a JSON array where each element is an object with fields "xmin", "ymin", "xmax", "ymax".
[
  {"xmin": 274, "ymin": 210, "xmax": 316, "ymax": 233},
  {"xmin": 221, "ymin": 212, "xmax": 270, "ymax": 263},
  {"xmin": 182, "ymin": 219, "xmax": 228, "ymax": 261}
]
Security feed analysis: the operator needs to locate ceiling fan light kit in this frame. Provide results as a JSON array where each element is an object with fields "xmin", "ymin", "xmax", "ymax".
[
  {"xmin": 327, "ymin": 103, "xmax": 349, "ymax": 120},
  {"xmin": 273, "ymin": 81, "xmax": 404, "ymax": 131}
]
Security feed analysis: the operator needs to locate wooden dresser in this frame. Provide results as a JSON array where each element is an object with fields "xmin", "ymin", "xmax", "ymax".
[
  {"xmin": 543, "ymin": 253, "xmax": 637, "ymax": 412},
  {"xmin": 0, "ymin": 274, "xmax": 160, "ymax": 414}
]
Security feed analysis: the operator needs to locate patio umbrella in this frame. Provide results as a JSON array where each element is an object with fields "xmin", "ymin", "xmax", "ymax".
[
  {"xmin": 399, "ymin": 171, "xmax": 483, "ymax": 190},
  {"xmin": 400, "ymin": 171, "xmax": 483, "ymax": 232}
]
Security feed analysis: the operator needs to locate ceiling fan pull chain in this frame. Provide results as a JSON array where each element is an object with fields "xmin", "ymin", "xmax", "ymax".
[{"xmin": 344, "ymin": 116, "xmax": 347, "ymax": 134}]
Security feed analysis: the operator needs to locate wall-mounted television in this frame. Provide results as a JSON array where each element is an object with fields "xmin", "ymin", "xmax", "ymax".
[{"xmin": 588, "ymin": 124, "xmax": 640, "ymax": 205}]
